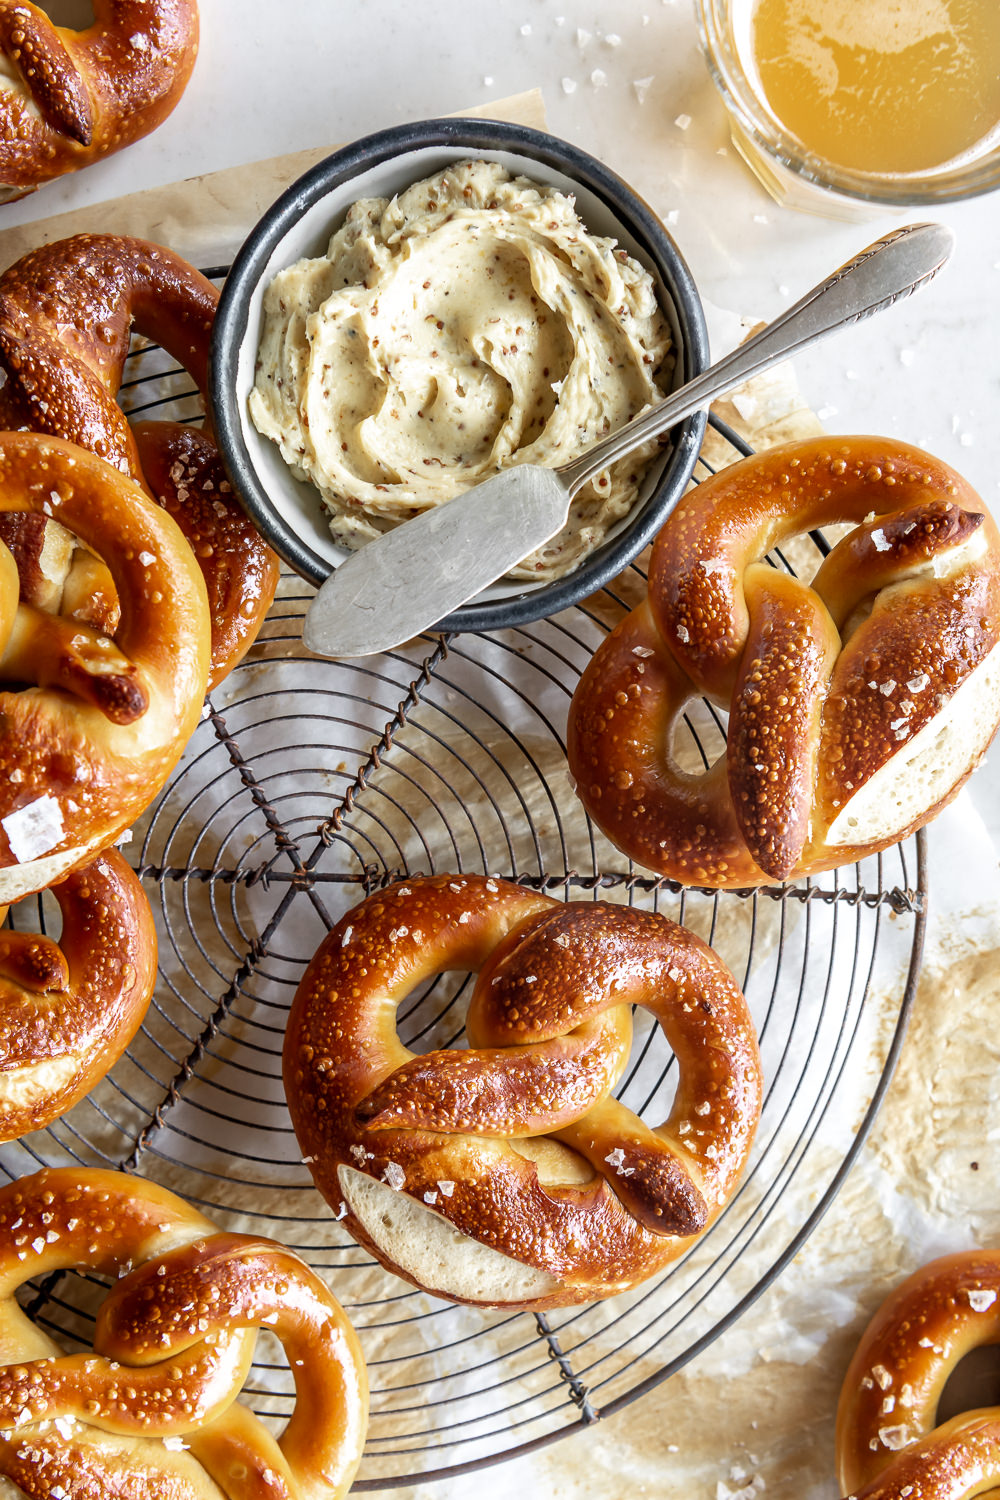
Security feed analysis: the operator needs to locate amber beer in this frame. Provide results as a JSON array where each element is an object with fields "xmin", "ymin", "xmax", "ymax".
[{"xmin": 748, "ymin": 0, "xmax": 1000, "ymax": 176}]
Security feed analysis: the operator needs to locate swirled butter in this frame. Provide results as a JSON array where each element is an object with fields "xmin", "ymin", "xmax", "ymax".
[{"xmin": 249, "ymin": 159, "xmax": 673, "ymax": 581}]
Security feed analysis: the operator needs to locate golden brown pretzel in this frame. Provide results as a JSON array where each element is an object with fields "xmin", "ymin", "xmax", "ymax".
[
  {"xmin": 0, "ymin": 232, "xmax": 280, "ymax": 687},
  {"xmin": 835, "ymin": 1251, "xmax": 1000, "ymax": 1500},
  {"xmin": 0, "ymin": 430, "xmax": 211, "ymax": 905},
  {"xmin": 567, "ymin": 436, "xmax": 1000, "ymax": 888},
  {"xmin": 0, "ymin": 847, "xmax": 156, "ymax": 1141},
  {"xmin": 285, "ymin": 873, "xmax": 761, "ymax": 1309},
  {"xmin": 0, "ymin": 1, "xmax": 199, "ymax": 201},
  {"xmin": 0, "ymin": 1166, "xmax": 368, "ymax": 1499}
]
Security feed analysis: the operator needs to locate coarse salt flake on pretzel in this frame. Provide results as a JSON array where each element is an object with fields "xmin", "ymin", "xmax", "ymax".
[
  {"xmin": 284, "ymin": 873, "xmax": 762, "ymax": 1310},
  {"xmin": 567, "ymin": 435, "xmax": 1000, "ymax": 889},
  {"xmin": 0, "ymin": 1166, "xmax": 368, "ymax": 1500},
  {"xmin": 0, "ymin": 233, "xmax": 279, "ymax": 688},
  {"xmin": 835, "ymin": 1250, "xmax": 1000, "ymax": 1500},
  {"xmin": 0, "ymin": 1, "xmax": 199, "ymax": 201},
  {"xmin": 0, "ymin": 430, "xmax": 211, "ymax": 906},
  {"xmin": 0, "ymin": 846, "xmax": 156, "ymax": 1142}
]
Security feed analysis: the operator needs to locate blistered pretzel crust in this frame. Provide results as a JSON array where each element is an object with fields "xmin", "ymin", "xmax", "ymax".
[
  {"xmin": 0, "ymin": 848, "xmax": 156, "ymax": 1141},
  {"xmin": 0, "ymin": 1167, "xmax": 368, "ymax": 1500},
  {"xmin": 0, "ymin": 1, "xmax": 199, "ymax": 200},
  {"xmin": 0, "ymin": 431, "xmax": 211, "ymax": 904},
  {"xmin": 567, "ymin": 436, "xmax": 1000, "ymax": 888},
  {"xmin": 0, "ymin": 233, "xmax": 279, "ymax": 687},
  {"xmin": 285, "ymin": 873, "xmax": 761, "ymax": 1310},
  {"xmin": 836, "ymin": 1251, "xmax": 1000, "ymax": 1500}
]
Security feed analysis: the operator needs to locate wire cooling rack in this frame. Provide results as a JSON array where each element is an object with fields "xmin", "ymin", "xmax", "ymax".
[{"xmin": 0, "ymin": 302, "xmax": 927, "ymax": 1489}]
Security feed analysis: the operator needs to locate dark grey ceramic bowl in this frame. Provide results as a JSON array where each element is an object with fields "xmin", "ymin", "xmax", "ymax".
[{"xmin": 210, "ymin": 117, "xmax": 709, "ymax": 636}]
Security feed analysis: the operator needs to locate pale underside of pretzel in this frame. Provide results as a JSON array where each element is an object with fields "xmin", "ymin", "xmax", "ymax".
[
  {"xmin": 0, "ymin": 846, "xmax": 156, "ymax": 1141},
  {"xmin": 836, "ymin": 1251, "xmax": 1000, "ymax": 1500},
  {"xmin": 0, "ymin": 0, "xmax": 199, "ymax": 200},
  {"xmin": 285, "ymin": 873, "xmax": 762, "ymax": 1310},
  {"xmin": 0, "ymin": 233, "xmax": 280, "ymax": 687},
  {"xmin": 0, "ymin": 1166, "xmax": 368, "ymax": 1500},
  {"xmin": 567, "ymin": 436, "xmax": 1000, "ymax": 889},
  {"xmin": 0, "ymin": 431, "xmax": 211, "ymax": 905}
]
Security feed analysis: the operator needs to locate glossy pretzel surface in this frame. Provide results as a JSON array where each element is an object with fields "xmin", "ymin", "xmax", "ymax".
[
  {"xmin": 0, "ymin": 1, "xmax": 199, "ymax": 199},
  {"xmin": 0, "ymin": 1166, "xmax": 368, "ymax": 1500},
  {"xmin": 0, "ymin": 847, "xmax": 156, "ymax": 1141},
  {"xmin": 0, "ymin": 430, "xmax": 211, "ymax": 904},
  {"xmin": 286, "ymin": 873, "xmax": 761, "ymax": 1308},
  {"xmin": 0, "ymin": 233, "xmax": 279, "ymax": 688},
  {"xmin": 568, "ymin": 436, "xmax": 1000, "ymax": 888},
  {"xmin": 836, "ymin": 1251, "xmax": 1000, "ymax": 1500}
]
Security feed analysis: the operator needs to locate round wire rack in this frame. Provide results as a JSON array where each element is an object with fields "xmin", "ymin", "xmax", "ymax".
[{"xmin": 0, "ymin": 287, "xmax": 927, "ymax": 1489}]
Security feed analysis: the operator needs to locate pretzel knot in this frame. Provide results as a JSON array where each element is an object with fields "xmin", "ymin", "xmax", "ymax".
[
  {"xmin": 0, "ymin": 1168, "xmax": 368, "ymax": 1500},
  {"xmin": 835, "ymin": 1251, "xmax": 1000, "ymax": 1500},
  {"xmin": 0, "ymin": 1, "xmax": 199, "ymax": 200},
  {"xmin": 567, "ymin": 436, "xmax": 1000, "ymax": 889},
  {"xmin": 0, "ymin": 430, "xmax": 211, "ymax": 905},
  {"xmin": 285, "ymin": 874, "xmax": 761, "ymax": 1310},
  {"xmin": 0, "ymin": 233, "xmax": 280, "ymax": 687},
  {"xmin": 0, "ymin": 848, "xmax": 156, "ymax": 1141}
]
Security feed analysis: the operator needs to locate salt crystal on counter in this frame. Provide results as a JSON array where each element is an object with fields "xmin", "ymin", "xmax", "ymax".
[
  {"xmin": 591, "ymin": 68, "xmax": 607, "ymax": 87},
  {"xmin": 2, "ymin": 794, "xmax": 64, "ymax": 863},
  {"xmin": 675, "ymin": 113, "xmax": 692, "ymax": 129},
  {"xmin": 561, "ymin": 76, "xmax": 577, "ymax": 93},
  {"xmin": 577, "ymin": 27, "xmax": 591, "ymax": 45},
  {"xmin": 632, "ymin": 76, "xmax": 654, "ymax": 102}
]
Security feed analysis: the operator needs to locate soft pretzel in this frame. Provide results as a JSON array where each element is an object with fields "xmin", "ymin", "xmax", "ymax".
[
  {"xmin": 567, "ymin": 436, "xmax": 1000, "ymax": 888},
  {"xmin": 0, "ymin": 430, "xmax": 211, "ymax": 905},
  {"xmin": 0, "ymin": 1166, "xmax": 368, "ymax": 1499},
  {"xmin": 0, "ymin": 847, "xmax": 156, "ymax": 1141},
  {"xmin": 285, "ymin": 873, "xmax": 761, "ymax": 1310},
  {"xmin": 0, "ymin": 232, "xmax": 280, "ymax": 686},
  {"xmin": 0, "ymin": 1, "xmax": 199, "ymax": 201},
  {"xmin": 835, "ymin": 1251, "xmax": 1000, "ymax": 1500}
]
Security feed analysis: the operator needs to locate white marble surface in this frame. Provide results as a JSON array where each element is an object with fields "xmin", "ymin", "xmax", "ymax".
[{"xmin": 10, "ymin": 3, "xmax": 1000, "ymax": 1496}]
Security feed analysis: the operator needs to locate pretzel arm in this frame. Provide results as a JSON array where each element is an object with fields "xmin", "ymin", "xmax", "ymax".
[
  {"xmin": 0, "ymin": 309, "xmax": 140, "ymax": 477},
  {"xmin": 98, "ymin": 1234, "xmax": 369, "ymax": 1500},
  {"xmin": 0, "ymin": 600, "xmax": 147, "ymax": 722},
  {"xmin": 0, "ymin": 929, "xmax": 68, "ymax": 995},
  {"xmin": 728, "ymin": 566, "xmax": 839, "ymax": 880},
  {"xmin": 357, "ymin": 1011, "xmax": 631, "ymax": 1135},
  {"xmin": 814, "ymin": 499, "xmax": 986, "ymax": 633},
  {"xmin": 0, "ymin": 1, "xmax": 93, "ymax": 143},
  {"xmin": 0, "ymin": 1335, "xmax": 255, "ymax": 1437},
  {"xmin": 0, "ymin": 3, "xmax": 199, "ymax": 199}
]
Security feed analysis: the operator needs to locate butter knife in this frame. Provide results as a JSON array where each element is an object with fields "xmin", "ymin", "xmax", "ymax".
[{"xmin": 302, "ymin": 221, "xmax": 954, "ymax": 659}]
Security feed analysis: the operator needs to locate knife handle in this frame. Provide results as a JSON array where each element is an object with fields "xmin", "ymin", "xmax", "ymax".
[{"xmin": 558, "ymin": 221, "xmax": 954, "ymax": 499}]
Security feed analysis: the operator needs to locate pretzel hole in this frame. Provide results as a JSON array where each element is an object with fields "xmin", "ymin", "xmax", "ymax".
[
  {"xmin": 671, "ymin": 697, "xmax": 729, "ymax": 775},
  {"xmin": 937, "ymin": 1344, "xmax": 1000, "ymax": 1425},
  {"xmin": 3, "ymin": 883, "xmax": 63, "ymax": 945},
  {"xmin": 37, "ymin": 3, "xmax": 97, "ymax": 33},
  {"xmin": 394, "ymin": 969, "xmax": 473, "ymax": 1056}
]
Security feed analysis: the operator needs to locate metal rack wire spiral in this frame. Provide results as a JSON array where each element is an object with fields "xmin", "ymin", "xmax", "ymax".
[{"xmin": 0, "ymin": 293, "xmax": 927, "ymax": 1489}]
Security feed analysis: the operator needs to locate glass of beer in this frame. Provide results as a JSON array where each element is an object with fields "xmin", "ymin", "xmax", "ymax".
[{"xmin": 697, "ymin": 0, "xmax": 1000, "ymax": 218}]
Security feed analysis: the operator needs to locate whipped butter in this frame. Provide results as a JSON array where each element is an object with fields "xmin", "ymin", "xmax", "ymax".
[{"xmin": 250, "ymin": 159, "xmax": 673, "ymax": 582}]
